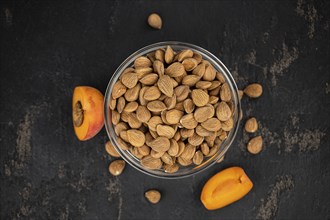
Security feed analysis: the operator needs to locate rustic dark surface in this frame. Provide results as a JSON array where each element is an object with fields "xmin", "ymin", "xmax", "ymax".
[{"xmin": 0, "ymin": 0, "xmax": 329, "ymax": 219}]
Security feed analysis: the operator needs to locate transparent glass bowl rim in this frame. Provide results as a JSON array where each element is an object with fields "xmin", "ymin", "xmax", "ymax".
[{"xmin": 104, "ymin": 41, "xmax": 241, "ymax": 179}]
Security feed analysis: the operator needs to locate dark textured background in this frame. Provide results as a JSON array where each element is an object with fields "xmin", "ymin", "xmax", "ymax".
[{"xmin": 1, "ymin": 0, "xmax": 329, "ymax": 219}]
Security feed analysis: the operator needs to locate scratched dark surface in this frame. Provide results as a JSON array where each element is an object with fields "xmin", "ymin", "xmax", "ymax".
[{"xmin": 0, "ymin": 0, "xmax": 329, "ymax": 219}]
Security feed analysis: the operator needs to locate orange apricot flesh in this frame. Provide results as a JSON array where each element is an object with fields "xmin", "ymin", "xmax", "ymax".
[
  {"xmin": 201, "ymin": 167, "xmax": 253, "ymax": 210},
  {"xmin": 72, "ymin": 86, "xmax": 104, "ymax": 141}
]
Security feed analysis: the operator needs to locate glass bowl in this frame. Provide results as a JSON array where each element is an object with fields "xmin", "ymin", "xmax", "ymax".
[{"xmin": 104, "ymin": 41, "xmax": 241, "ymax": 179}]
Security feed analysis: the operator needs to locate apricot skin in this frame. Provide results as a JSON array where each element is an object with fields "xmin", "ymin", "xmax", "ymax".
[
  {"xmin": 200, "ymin": 167, "xmax": 253, "ymax": 210},
  {"xmin": 72, "ymin": 86, "xmax": 104, "ymax": 141}
]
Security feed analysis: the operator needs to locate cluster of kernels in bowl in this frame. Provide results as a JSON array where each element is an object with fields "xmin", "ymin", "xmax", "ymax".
[{"xmin": 109, "ymin": 46, "xmax": 235, "ymax": 173}]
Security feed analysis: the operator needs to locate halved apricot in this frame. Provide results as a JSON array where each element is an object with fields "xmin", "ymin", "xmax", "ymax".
[
  {"xmin": 201, "ymin": 167, "xmax": 253, "ymax": 210},
  {"xmin": 72, "ymin": 86, "xmax": 104, "ymax": 141}
]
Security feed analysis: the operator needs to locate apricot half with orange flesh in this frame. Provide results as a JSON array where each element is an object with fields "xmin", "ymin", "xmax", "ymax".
[
  {"xmin": 201, "ymin": 167, "xmax": 253, "ymax": 210},
  {"xmin": 72, "ymin": 86, "xmax": 104, "ymax": 141}
]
